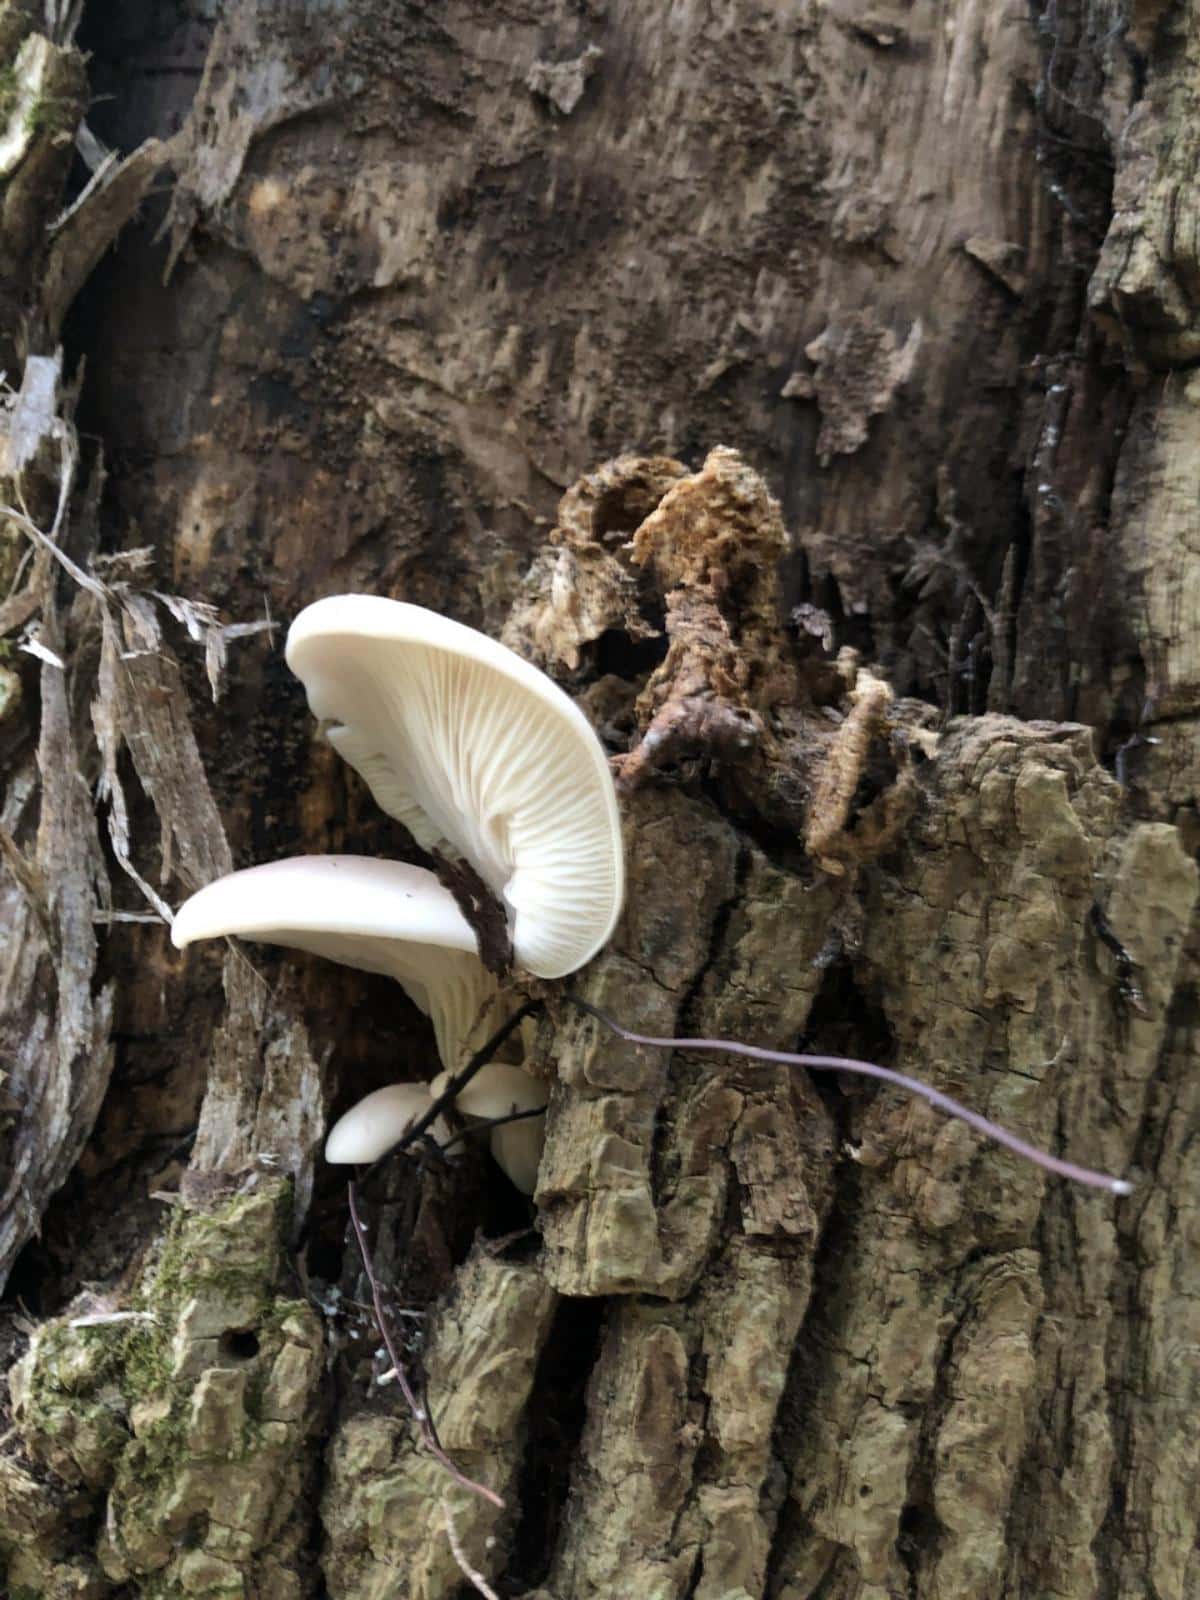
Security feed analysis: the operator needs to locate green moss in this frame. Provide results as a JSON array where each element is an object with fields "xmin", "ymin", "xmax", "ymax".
[
  {"xmin": 121, "ymin": 1318, "xmax": 171, "ymax": 1402},
  {"xmin": 7, "ymin": 1179, "xmax": 321, "ymax": 1595},
  {"xmin": 22, "ymin": 91, "xmax": 74, "ymax": 138},
  {"xmin": 0, "ymin": 65, "xmax": 18, "ymax": 120},
  {"xmin": 10, "ymin": 1316, "xmax": 136, "ymax": 1487}
]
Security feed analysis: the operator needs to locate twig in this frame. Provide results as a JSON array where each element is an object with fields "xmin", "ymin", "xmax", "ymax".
[
  {"xmin": 93, "ymin": 909, "xmax": 168, "ymax": 924},
  {"xmin": 1, "ymin": 494, "xmax": 103, "ymax": 606},
  {"xmin": 441, "ymin": 1500, "xmax": 500, "ymax": 1600},
  {"xmin": 438, "ymin": 1105, "xmax": 545, "ymax": 1156},
  {"xmin": 346, "ymin": 1180, "xmax": 503, "ymax": 1509},
  {"xmin": 567, "ymin": 997, "xmax": 1133, "ymax": 1195}
]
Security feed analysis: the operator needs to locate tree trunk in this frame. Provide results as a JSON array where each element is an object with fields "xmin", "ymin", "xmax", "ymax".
[{"xmin": 2, "ymin": 2, "xmax": 1198, "ymax": 1597}]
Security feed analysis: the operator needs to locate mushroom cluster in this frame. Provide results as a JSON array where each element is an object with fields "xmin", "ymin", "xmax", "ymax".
[{"xmin": 172, "ymin": 596, "xmax": 624, "ymax": 1193}]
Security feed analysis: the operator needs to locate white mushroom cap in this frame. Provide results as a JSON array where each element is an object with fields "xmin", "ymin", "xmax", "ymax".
[
  {"xmin": 171, "ymin": 856, "xmax": 500, "ymax": 1071},
  {"xmin": 325, "ymin": 1084, "xmax": 449, "ymax": 1164},
  {"xmin": 286, "ymin": 596, "xmax": 624, "ymax": 979},
  {"xmin": 429, "ymin": 1063, "xmax": 548, "ymax": 1195},
  {"xmin": 490, "ymin": 1118, "xmax": 545, "ymax": 1196}
]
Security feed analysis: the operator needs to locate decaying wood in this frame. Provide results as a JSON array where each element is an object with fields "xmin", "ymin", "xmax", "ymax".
[
  {"xmin": 324, "ymin": 1249, "xmax": 557, "ymax": 1597},
  {"xmin": 3, "ymin": 2, "xmax": 1200, "ymax": 1597},
  {"xmin": 0, "ymin": 589, "xmax": 114, "ymax": 1291},
  {"xmin": 0, "ymin": 347, "xmax": 114, "ymax": 1294}
]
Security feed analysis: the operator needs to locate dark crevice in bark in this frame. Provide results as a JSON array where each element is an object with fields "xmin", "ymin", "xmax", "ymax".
[
  {"xmin": 290, "ymin": 1319, "xmax": 334, "ymax": 1600},
  {"xmin": 503, "ymin": 1293, "xmax": 606, "ymax": 1593},
  {"xmin": 4, "ymin": 1231, "xmax": 57, "ymax": 1319},
  {"xmin": 1097, "ymin": 961, "xmax": 1198, "ymax": 1599},
  {"xmin": 592, "ymin": 624, "xmax": 670, "ymax": 682},
  {"xmin": 766, "ymin": 1161, "xmax": 866, "ymax": 1588},
  {"xmin": 2, "ymin": 1122, "xmax": 194, "ymax": 1315},
  {"xmin": 680, "ymin": 1540, "xmax": 705, "ymax": 1600},
  {"xmin": 896, "ymin": 1501, "xmax": 938, "ymax": 1598},
  {"xmin": 707, "ymin": 777, "xmax": 816, "ymax": 872},
  {"xmin": 765, "ymin": 959, "xmax": 904, "ymax": 1590},
  {"xmin": 77, "ymin": 1, "xmax": 211, "ymax": 149},
  {"xmin": 797, "ymin": 955, "xmax": 898, "ymax": 1133}
]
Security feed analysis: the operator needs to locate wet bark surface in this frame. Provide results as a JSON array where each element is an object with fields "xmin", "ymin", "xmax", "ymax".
[{"xmin": 2, "ymin": 2, "xmax": 1199, "ymax": 1597}]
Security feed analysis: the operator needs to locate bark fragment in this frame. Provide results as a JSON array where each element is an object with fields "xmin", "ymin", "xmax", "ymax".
[
  {"xmin": 803, "ymin": 313, "xmax": 922, "ymax": 464},
  {"xmin": 322, "ymin": 1250, "xmax": 557, "ymax": 1599},
  {"xmin": 0, "ymin": 373, "xmax": 114, "ymax": 1293},
  {"xmin": 502, "ymin": 453, "xmax": 686, "ymax": 676}
]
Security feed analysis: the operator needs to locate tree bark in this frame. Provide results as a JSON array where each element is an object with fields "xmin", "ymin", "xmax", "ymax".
[{"xmin": 2, "ymin": 2, "xmax": 1198, "ymax": 1597}]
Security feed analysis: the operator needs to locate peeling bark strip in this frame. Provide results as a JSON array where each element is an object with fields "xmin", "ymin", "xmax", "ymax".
[
  {"xmin": 0, "ymin": 346, "xmax": 319, "ymax": 1288},
  {"xmin": 4, "ymin": 0, "xmax": 1200, "ymax": 1596},
  {"xmin": 0, "ymin": 595, "xmax": 114, "ymax": 1290},
  {"xmin": 0, "ymin": 349, "xmax": 114, "ymax": 1293}
]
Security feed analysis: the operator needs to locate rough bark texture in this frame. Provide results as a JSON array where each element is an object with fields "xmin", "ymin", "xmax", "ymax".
[{"xmin": 2, "ymin": 2, "xmax": 1199, "ymax": 1598}]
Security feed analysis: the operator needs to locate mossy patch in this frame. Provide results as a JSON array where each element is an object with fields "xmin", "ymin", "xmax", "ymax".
[{"xmin": 3, "ymin": 1177, "xmax": 324, "ymax": 1597}]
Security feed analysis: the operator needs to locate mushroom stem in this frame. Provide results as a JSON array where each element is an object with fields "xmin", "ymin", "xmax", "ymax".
[
  {"xmin": 567, "ymin": 998, "xmax": 1133, "ymax": 1196},
  {"xmin": 346, "ymin": 1179, "xmax": 503, "ymax": 1509},
  {"xmin": 360, "ymin": 1000, "xmax": 544, "ymax": 1186}
]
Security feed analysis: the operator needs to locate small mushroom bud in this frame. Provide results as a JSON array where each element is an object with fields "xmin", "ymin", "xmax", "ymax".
[
  {"xmin": 431, "ymin": 1063, "xmax": 548, "ymax": 1194},
  {"xmin": 489, "ymin": 1115, "xmax": 546, "ymax": 1197},
  {"xmin": 325, "ymin": 1084, "xmax": 451, "ymax": 1165}
]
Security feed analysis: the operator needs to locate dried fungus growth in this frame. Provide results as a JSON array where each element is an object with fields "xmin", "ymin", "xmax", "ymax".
[
  {"xmin": 510, "ymin": 446, "xmax": 921, "ymax": 874},
  {"xmin": 803, "ymin": 664, "xmax": 919, "ymax": 876},
  {"xmin": 618, "ymin": 445, "xmax": 793, "ymax": 788},
  {"xmin": 502, "ymin": 453, "xmax": 687, "ymax": 673},
  {"xmin": 509, "ymin": 446, "xmax": 791, "ymax": 789}
]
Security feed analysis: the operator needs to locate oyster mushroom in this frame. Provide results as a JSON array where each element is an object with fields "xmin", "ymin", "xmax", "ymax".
[
  {"xmin": 171, "ymin": 855, "xmax": 502, "ymax": 1072},
  {"xmin": 325, "ymin": 1083, "xmax": 450, "ymax": 1164},
  {"xmin": 286, "ymin": 596, "xmax": 624, "ymax": 979},
  {"xmin": 431, "ymin": 1062, "xmax": 549, "ymax": 1195}
]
